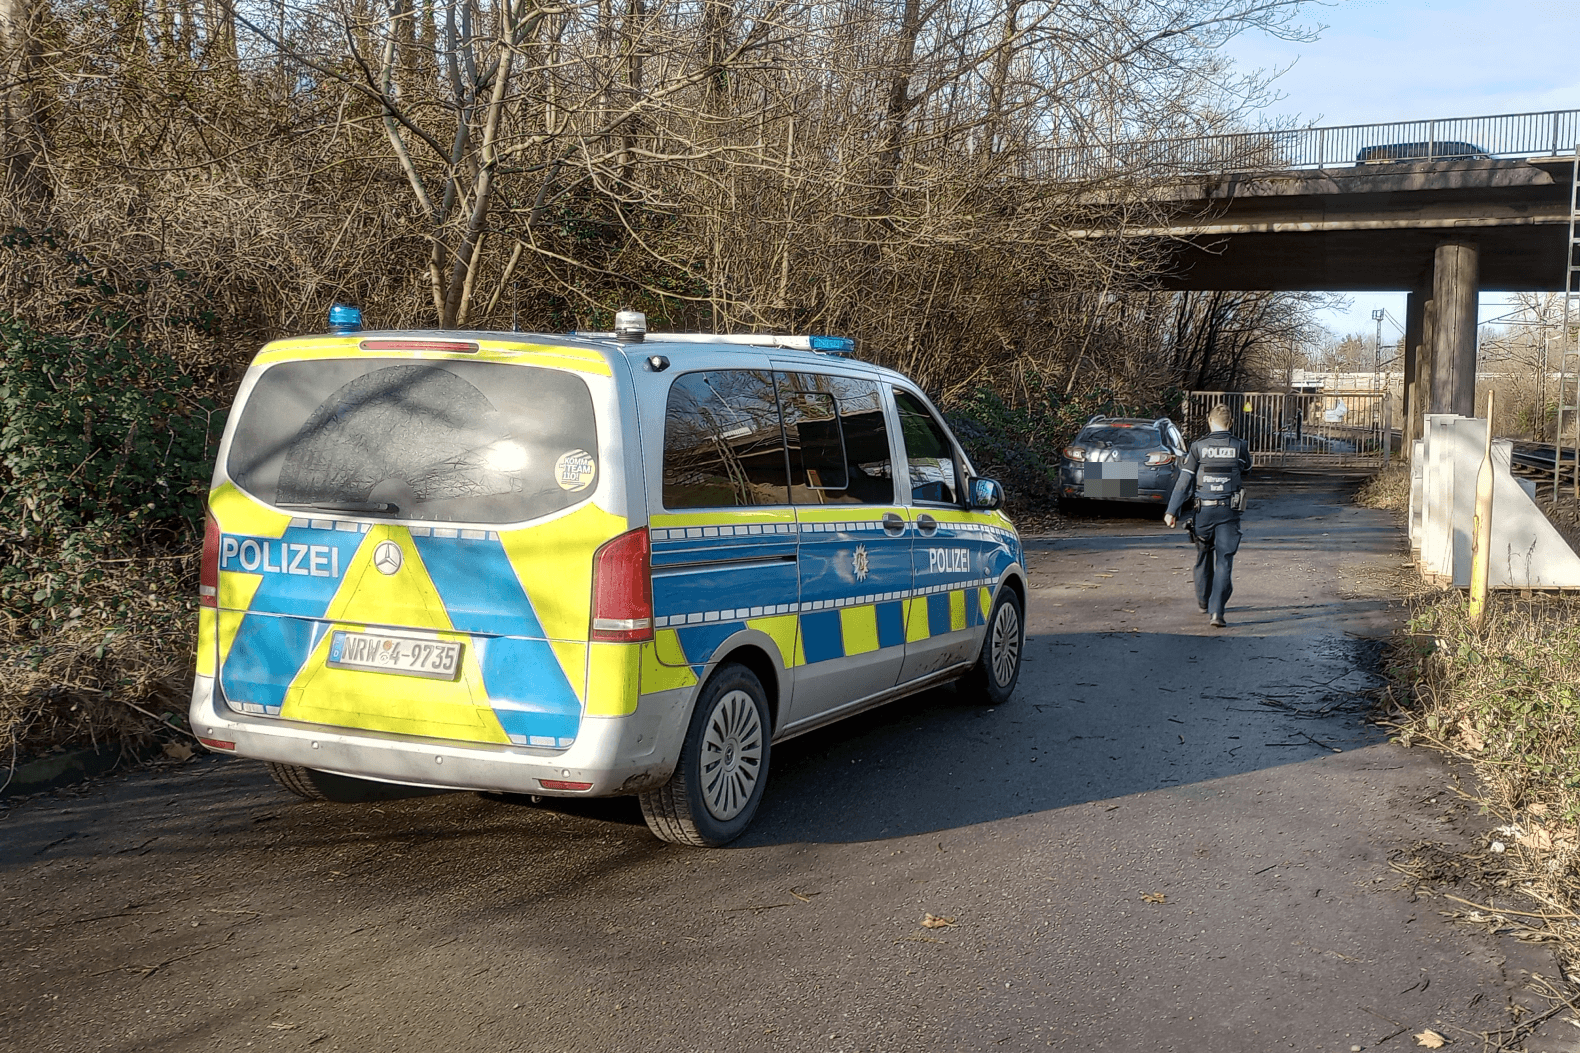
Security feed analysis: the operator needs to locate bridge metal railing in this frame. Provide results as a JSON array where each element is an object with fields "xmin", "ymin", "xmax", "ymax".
[
  {"xmin": 1031, "ymin": 109, "xmax": 1580, "ymax": 181},
  {"xmin": 1185, "ymin": 391, "xmax": 1391, "ymax": 469}
]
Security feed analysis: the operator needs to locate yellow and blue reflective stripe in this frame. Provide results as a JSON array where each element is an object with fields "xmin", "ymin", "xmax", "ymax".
[
  {"xmin": 409, "ymin": 530, "xmax": 581, "ymax": 745},
  {"xmin": 219, "ymin": 523, "xmax": 370, "ymax": 713},
  {"xmin": 655, "ymin": 576, "xmax": 1000, "ymax": 673},
  {"xmin": 215, "ymin": 510, "xmax": 607, "ymax": 749}
]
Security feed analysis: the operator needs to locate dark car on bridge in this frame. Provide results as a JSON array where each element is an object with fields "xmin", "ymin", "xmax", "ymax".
[
  {"xmin": 1355, "ymin": 140, "xmax": 1490, "ymax": 164},
  {"xmin": 1058, "ymin": 416, "xmax": 1187, "ymax": 512}
]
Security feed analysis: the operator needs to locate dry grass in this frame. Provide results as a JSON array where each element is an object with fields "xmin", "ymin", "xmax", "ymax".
[
  {"xmin": 1355, "ymin": 464, "xmax": 1410, "ymax": 512},
  {"xmin": 1383, "ymin": 587, "xmax": 1580, "ymax": 972}
]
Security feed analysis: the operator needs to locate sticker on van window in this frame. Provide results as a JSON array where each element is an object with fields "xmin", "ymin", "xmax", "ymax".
[{"xmin": 554, "ymin": 449, "xmax": 596, "ymax": 492}]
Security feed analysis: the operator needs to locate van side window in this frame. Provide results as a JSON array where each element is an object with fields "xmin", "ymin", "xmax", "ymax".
[
  {"xmin": 779, "ymin": 374, "xmax": 896, "ymax": 505},
  {"xmin": 894, "ymin": 390, "xmax": 960, "ymax": 505},
  {"xmin": 663, "ymin": 370, "xmax": 789, "ymax": 508},
  {"xmin": 780, "ymin": 382, "xmax": 848, "ymax": 496}
]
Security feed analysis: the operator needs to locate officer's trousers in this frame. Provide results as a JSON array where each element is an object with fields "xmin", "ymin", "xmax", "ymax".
[{"xmin": 1192, "ymin": 505, "xmax": 1242, "ymax": 617}]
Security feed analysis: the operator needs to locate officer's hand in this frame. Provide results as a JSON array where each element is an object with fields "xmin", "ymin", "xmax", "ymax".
[{"xmin": 1164, "ymin": 514, "xmax": 1176, "ymax": 528}]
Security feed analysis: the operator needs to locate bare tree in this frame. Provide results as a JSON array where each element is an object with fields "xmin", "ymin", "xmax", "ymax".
[
  {"xmin": 3, "ymin": 0, "xmax": 1323, "ymax": 402},
  {"xmin": 0, "ymin": 0, "xmax": 46, "ymax": 199}
]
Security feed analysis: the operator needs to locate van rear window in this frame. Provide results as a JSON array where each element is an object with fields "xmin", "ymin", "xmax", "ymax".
[{"xmin": 226, "ymin": 359, "xmax": 599, "ymax": 524}]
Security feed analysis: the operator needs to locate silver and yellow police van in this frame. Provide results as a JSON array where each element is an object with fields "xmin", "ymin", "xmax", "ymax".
[{"xmin": 191, "ymin": 310, "xmax": 1025, "ymax": 845}]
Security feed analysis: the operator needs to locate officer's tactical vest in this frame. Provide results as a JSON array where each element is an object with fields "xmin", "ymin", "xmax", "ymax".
[{"xmin": 1186, "ymin": 431, "xmax": 1251, "ymax": 500}]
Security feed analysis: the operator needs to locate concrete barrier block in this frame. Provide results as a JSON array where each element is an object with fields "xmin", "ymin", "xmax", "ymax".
[
  {"xmin": 1412, "ymin": 414, "xmax": 1580, "ymax": 589},
  {"xmin": 1488, "ymin": 441, "xmax": 1580, "ymax": 589}
]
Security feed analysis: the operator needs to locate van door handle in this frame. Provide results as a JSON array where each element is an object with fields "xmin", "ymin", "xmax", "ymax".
[
  {"xmin": 882, "ymin": 513, "xmax": 906, "ymax": 536},
  {"xmin": 916, "ymin": 514, "xmax": 938, "ymax": 536}
]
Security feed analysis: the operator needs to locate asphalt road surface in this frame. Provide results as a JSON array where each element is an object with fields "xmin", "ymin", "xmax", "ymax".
[{"xmin": 2, "ymin": 472, "xmax": 1566, "ymax": 1053}]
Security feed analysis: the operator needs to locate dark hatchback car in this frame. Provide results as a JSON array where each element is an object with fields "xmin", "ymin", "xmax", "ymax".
[{"xmin": 1058, "ymin": 416, "xmax": 1187, "ymax": 510}]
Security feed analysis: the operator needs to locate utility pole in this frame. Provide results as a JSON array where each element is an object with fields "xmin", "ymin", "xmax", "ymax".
[
  {"xmin": 1373, "ymin": 308, "xmax": 1386, "ymax": 452},
  {"xmin": 1372, "ymin": 309, "xmax": 1386, "ymax": 390}
]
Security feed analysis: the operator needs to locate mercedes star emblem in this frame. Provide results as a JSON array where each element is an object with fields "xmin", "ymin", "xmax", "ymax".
[{"xmin": 373, "ymin": 540, "xmax": 404, "ymax": 575}]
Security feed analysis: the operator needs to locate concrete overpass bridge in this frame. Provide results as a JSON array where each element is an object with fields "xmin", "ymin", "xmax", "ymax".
[{"xmin": 1050, "ymin": 110, "xmax": 1580, "ymax": 446}]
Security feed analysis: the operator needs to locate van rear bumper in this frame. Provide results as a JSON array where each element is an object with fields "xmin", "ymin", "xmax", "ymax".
[{"xmin": 188, "ymin": 674, "xmax": 690, "ymax": 797}]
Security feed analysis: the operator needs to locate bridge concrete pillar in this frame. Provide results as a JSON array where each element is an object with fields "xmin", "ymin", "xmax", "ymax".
[
  {"xmin": 1429, "ymin": 238, "xmax": 1479, "ymax": 417},
  {"xmin": 1404, "ymin": 290, "xmax": 1425, "ymax": 448}
]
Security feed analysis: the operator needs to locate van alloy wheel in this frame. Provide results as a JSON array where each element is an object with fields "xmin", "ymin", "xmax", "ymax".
[
  {"xmin": 963, "ymin": 588, "xmax": 1023, "ymax": 705},
  {"xmin": 639, "ymin": 663, "xmax": 773, "ymax": 847},
  {"xmin": 990, "ymin": 600, "xmax": 1022, "ymax": 689},
  {"xmin": 699, "ymin": 689, "xmax": 764, "ymax": 821}
]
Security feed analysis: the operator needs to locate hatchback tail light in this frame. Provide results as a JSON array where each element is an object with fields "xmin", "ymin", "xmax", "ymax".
[
  {"xmin": 200, "ymin": 509, "xmax": 220, "ymax": 607},
  {"xmin": 590, "ymin": 526, "xmax": 653, "ymax": 642},
  {"xmin": 1145, "ymin": 452, "xmax": 1176, "ymax": 466},
  {"xmin": 1063, "ymin": 446, "xmax": 1087, "ymax": 461}
]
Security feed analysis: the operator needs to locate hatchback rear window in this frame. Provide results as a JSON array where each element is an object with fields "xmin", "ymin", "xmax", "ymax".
[
  {"xmin": 1079, "ymin": 426, "xmax": 1161, "ymax": 450},
  {"xmin": 226, "ymin": 359, "xmax": 599, "ymax": 524}
]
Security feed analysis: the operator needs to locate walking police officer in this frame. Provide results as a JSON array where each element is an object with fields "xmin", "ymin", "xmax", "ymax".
[{"xmin": 1163, "ymin": 404, "xmax": 1253, "ymax": 628}]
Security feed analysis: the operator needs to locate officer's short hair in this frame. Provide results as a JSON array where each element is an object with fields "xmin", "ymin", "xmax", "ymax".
[{"xmin": 1208, "ymin": 405, "xmax": 1233, "ymax": 430}]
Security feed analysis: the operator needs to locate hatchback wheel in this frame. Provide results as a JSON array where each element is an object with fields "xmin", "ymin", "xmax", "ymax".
[
  {"xmin": 963, "ymin": 588, "xmax": 1024, "ymax": 704},
  {"xmin": 640, "ymin": 663, "xmax": 771, "ymax": 847}
]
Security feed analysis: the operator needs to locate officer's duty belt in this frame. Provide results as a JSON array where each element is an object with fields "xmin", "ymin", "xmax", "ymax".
[{"xmin": 1198, "ymin": 497, "xmax": 1234, "ymax": 506}]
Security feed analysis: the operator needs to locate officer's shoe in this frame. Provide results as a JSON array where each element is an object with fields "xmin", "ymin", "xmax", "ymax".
[{"xmin": 1209, "ymin": 614, "xmax": 1227, "ymax": 629}]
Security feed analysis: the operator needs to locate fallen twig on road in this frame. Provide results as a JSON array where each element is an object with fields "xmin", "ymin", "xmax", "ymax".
[{"xmin": 1441, "ymin": 893, "xmax": 1573, "ymax": 923}]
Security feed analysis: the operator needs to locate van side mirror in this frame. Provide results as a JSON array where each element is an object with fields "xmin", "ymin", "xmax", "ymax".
[{"xmin": 968, "ymin": 477, "xmax": 1004, "ymax": 510}]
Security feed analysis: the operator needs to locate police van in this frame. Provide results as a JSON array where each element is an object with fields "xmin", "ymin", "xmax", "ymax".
[{"xmin": 191, "ymin": 310, "xmax": 1026, "ymax": 845}]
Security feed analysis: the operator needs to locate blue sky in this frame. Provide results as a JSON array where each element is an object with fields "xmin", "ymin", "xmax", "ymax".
[{"xmin": 1225, "ymin": 0, "xmax": 1580, "ymax": 343}]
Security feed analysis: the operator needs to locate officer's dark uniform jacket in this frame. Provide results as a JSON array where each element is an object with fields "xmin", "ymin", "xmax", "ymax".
[{"xmin": 1166, "ymin": 428, "xmax": 1252, "ymax": 619}]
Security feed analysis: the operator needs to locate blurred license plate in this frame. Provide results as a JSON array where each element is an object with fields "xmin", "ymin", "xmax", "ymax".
[{"xmin": 327, "ymin": 631, "xmax": 463, "ymax": 680}]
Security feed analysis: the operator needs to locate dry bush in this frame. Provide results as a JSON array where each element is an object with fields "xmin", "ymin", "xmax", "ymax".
[
  {"xmin": 1385, "ymin": 589, "xmax": 1580, "ymax": 967},
  {"xmin": 0, "ymin": 563, "xmax": 195, "ymax": 764}
]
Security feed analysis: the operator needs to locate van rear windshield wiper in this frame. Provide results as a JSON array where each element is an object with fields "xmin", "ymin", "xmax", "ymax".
[{"xmin": 277, "ymin": 500, "xmax": 401, "ymax": 516}]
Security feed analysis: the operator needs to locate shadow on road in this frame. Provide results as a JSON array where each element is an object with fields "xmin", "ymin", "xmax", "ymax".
[
  {"xmin": 0, "ymin": 626, "xmax": 1389, "ymax": 867},
  {"xmin": 0, "ymin": 469, "xmax": 1403, "ymax": 864},
  {"xmin": 736, "ymin": 628, "xmax": 1388, "ymax": 846}
]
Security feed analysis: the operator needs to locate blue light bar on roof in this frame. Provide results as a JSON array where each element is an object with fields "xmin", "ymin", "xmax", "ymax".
[{"xmin": 809, "ymin": 335, "xmax": 855, "ymax": 355}]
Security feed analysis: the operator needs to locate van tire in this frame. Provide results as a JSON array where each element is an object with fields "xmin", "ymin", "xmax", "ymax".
[
  {"xmin": 265, "ymin": 763, "xmax": 448, "ymax": 803},
  {"xmin": 266, "ymin": 762, "xmax": 329, "ymax": 800},
  {"xmin": 639, "ymin": 663, "xmax": 771, "ymax": 847},
  {"xmin": 962, "ymin": 588, "xmax": 1023, "ymax": 705}
]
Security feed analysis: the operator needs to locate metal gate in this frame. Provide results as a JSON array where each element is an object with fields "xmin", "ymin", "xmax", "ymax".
[{"xmin": 1184, "ymin": 391, "xmax": 1391, "ymax": 468}]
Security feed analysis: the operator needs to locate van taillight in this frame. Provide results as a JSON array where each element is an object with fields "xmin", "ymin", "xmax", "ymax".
[
  {"xmin": 590, "ymin": 526, "xmax": 653, "ymax": 642},
  {"xmin": 200, "ymin": 509, "xmax": 220, "ymax": 607}
]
